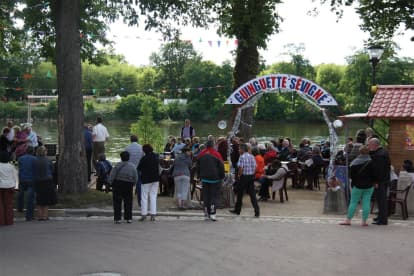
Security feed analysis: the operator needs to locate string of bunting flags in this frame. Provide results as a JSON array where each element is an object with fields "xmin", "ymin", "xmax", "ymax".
[
  {"xmin": 0, "ymin": 85, "xmax": 231, "ymax": 95},
  {"xmin": 2, "ymin": 1, "xmax": 238, "ymax": 48},
  {"xmin": 1, "ymin": 26, "xmax": 239, "ymax": 48}
]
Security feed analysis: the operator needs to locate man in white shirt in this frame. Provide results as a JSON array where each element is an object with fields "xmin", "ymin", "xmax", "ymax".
[
  {"xmin": 6, "ymin": 121, "xmax": 14, "ymax": 142},
  {"xmin": 92, "ymin": 116, "xmax": 110, "ymax": 167}
]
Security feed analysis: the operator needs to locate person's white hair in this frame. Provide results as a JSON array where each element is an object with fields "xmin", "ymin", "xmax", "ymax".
[{"xmin": 249, "ymin": 137, "xmax": 258, "ymax": 146}]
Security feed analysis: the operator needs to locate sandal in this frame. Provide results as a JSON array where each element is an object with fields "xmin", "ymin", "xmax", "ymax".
[
  {"xmin": 339, "ymin": 221, "xmax": 351, "ymax": 226},
  {"xmin": 361, "ymin": 223, "xmax": 369, "ymax": 227}
]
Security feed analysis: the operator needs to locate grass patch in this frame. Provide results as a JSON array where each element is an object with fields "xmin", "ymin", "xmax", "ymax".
[{"xmin": 54, "ymin": 189, "xmax": 112, "ymax": 209}]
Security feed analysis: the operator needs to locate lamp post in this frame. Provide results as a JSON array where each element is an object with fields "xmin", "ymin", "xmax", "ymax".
[
  {"xmin": 367, "ymin": 45, "xmax": 384, "ymax": 127},
  {"xmin": 367, "ymin": 45, "xmax": 384, "ymax": 86}
]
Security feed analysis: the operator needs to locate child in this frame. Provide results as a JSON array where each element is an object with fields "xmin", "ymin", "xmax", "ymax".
[{"xmin": 95, "ymin": 154, "xmax": 112, "ymax": 192}]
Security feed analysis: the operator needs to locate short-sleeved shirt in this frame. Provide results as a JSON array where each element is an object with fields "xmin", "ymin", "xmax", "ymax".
[
  {"xmin": 238, "ymin": 152, "xmax": 256, "ymax": 176},
  {"xmin": 92, "ymin": 123, "xmax": 109, "ymax": 142}
]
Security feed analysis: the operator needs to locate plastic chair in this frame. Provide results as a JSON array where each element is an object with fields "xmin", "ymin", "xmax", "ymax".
[
  {"xmin": 388, "ymin": 184, "xmax": 412, "ymax": 220},
  {"xmin": 272, "ymin": 175, "xmax": 289, "ymax": 203}
]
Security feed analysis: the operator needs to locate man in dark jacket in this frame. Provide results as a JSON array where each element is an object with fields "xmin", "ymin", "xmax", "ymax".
[
  {"xmin": 368, "ymin": 138, "xmax": 391, "ymax": 225},
  {"xmin": 197, "ymin": 140, "xmax": 224, "ymax": 221}
]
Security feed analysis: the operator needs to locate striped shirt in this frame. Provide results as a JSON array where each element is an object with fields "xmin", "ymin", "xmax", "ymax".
[{"xmin": 238, "ymin": 152, "xmax": 256, "ymax": 175}]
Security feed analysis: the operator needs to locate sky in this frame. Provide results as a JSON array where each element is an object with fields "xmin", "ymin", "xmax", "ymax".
[{"xmin": 109, "ymin": 0, "xmax": 414, "ymax": 67}]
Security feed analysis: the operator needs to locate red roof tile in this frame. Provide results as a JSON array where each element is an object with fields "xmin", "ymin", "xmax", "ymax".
[{"xmin": 367, "ymin": 85, "xmax": 414, "ymax": 119}]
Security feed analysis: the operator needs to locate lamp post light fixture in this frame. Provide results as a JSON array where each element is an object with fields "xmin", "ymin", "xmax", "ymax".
[
  {"xmin": 367, "ymin": 45, "xmax": 384, "ymax": 86},
  {"xmin": 367, "ymin": 45, "xmax": 384, "ymax": 127}
]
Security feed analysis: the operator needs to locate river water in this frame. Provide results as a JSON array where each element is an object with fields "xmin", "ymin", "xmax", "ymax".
[{"xmin": 21, "ymin": 119, "xmax": 365, "ymax": 162}]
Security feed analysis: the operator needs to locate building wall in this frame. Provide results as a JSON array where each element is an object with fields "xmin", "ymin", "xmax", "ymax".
[{"xmin": 388, "ymin": 120, "xmax": 414, "ymax": 172}]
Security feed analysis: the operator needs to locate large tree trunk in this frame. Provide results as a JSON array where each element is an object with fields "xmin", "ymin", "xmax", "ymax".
[
  {"xmin": 233, "ymin": 42, "xmax": 260, "ymax": 139},
  {"xmin": 55, "ymin": 0, "xmax": 87, "ymax": 193}
]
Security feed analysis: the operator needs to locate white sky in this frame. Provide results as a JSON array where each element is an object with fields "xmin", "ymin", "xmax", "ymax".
[{"xmin": 109, "ymin": 0, "xmax": 414, "ymax": 67}]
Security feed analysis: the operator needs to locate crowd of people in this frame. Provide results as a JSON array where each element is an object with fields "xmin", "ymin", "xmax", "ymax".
[
  {"xmin": 1, "ymin": 118, "xmax": 413, "ymax": 226},
  {"xmin": 339, "ymin": 127, "xmax": 414, "ymax": 226}
]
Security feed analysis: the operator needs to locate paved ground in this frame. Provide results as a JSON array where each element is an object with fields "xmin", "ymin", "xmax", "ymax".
[
  {"xmin": 6, "ymin": 181, "xmax": 413, "ymax": 276},
  {"xmin": 1, "ymin": 216, "xmax": 414, "ymax": 276}
]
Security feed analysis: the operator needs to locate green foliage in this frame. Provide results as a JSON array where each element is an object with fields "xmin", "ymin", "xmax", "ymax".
[
  {"xmin": 115, "ymin": 94, "xmax": 166, "ymax": 121},
  {"xmin": 130, "ymin": 100, "xmax": 164, "ymax": 153},
  {"xmin": 165, "ymin": 102, "xmax": 188, "ymax": 121},
  {"xmin": 0, "ymin": 101, "xmax": 19, "ymax": 118},
  {"xmin": 47, "ymin": 100, "xmax": 58, "ymax": 118},
  {"xmin": 373, "ymin": 119, "xmax": 390, "ymax": 146},
  {"xmin": 339, "ymin": 52, "xmax": 372, "ymax": 112},
  {"xmin": 150, "ymin": 39, "xmax": 202, "ymax": 98}
]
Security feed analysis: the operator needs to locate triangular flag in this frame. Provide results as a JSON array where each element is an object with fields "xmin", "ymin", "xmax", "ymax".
[
  {"xmin": 199, "ymin": 38, "xmax": 202, "ymax": 43},
  {"xmin": 208, "ymin": 41, "xmax": 212, "ymax": 47},
  {"xmin": 198, "ymin": 87, "xmax": 203, "ymax": 92},
  {"xmin": 217, "ymin": 40, "xmax": 221, "ymax": 47},
  {"xmin": 46, "ymin": 71, "xmax": 52, "ymax": 79},
  {"xmin": 226, "ymin": 40, "xmax": 230, "ymax": 46},
  {"xmin": 235, "ymin": 39, "xmax": 239, "ymax": 45}
]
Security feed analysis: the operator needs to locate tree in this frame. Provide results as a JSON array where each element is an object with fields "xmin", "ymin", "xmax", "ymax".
[
  {"xmin": 130, "ymin": 100, "xmax": 163, "ymax": 153},
  {"xmin": 338, "ymin": 52, "xmax": 371, "ymax": 112},
  {"xmin": 150, "ymin": 39, "xmax": 202, "ymax": 98},
  {"xmin": 315, "ymin": 63, "xmax": 345, "ymax": 114},
  {"xmin": 54, "ymin": 0, "xmax": 86, "ymax": 193},
  {"xmin": 16, "ymin": 0, "xmax": 213, "ymax": 194},
  {"xmin": 212, "ymin": 0, "xmax": 283, "ymax": 138},
  {"xmin": 184, "ymin": 60, "xmax": 233, "ymax": 121}
]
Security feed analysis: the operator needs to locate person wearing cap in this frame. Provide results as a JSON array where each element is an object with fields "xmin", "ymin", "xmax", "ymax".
[{"xmin": 197, "ymin": 140, "xmax": 224, "ymax": 221}]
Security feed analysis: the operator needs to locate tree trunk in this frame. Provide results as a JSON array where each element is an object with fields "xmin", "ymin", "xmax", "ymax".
[
  {"xmin": 55, "ymin": 0, "xmax": 87, "ymax": 193},
  {"xmin": 233, "ymin": 42, "xmax": 260, "ymax": 139}
]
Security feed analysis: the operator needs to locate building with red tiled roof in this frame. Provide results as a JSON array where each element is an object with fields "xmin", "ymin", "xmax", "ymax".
[
  {"xmin": 367, "ymin": 85, "xmax": 414, "ymax": 169},
  {"xmin": 367, "ymin": 85, "xmax": 414, "ymax": 119}
]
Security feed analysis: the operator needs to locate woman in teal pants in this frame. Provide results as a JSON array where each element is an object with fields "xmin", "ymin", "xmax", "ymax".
[{"xmin": 340, "ymin": 145, "xmax": 376, "ymax": 226}]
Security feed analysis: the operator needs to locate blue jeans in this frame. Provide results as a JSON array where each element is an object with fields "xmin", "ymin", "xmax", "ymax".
[{"xmin": 18, "ymin": 181, "xmax": 36, "ymax": 220}]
